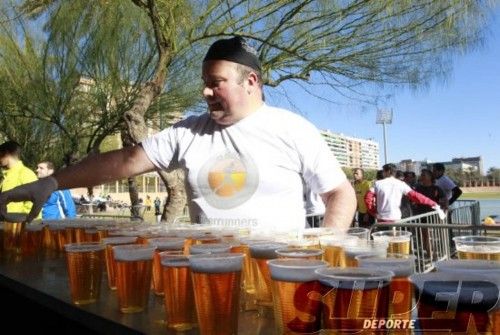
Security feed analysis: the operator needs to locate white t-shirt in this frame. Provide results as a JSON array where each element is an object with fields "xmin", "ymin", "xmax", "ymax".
[
  {"xmin": 374, "ymin": 177, "xmax": 412, "ymax": 221},
  {"xmin": 304, "ymin": 187, "xmax": 326, "ymax": 216},
  {"xmin": 141, "ymin": 104, "xmax": 345, "ymax": 233},
  {"xmin": 435, "ymin": 175, "xmax": 456, "ymax": 201}
]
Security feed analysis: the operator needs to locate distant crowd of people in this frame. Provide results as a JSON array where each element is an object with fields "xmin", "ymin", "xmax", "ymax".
[{"xmin": 354, "ymin": 163, "xmax": 461, "ymax": 226}]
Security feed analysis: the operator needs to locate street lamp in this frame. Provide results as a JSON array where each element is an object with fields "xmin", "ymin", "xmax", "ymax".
[{"xmin": 376, "ymin": 109, "xmax": 393, "ymax": 165}]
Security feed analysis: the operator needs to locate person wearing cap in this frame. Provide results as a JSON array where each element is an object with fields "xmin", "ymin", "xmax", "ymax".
[
  {"xmin": 0, "ymin": 37, "xmax": 356, "ymax": 233},
  {"xmin": 0, "ymin": 140, "xmax": 38, "ymax": 215}
]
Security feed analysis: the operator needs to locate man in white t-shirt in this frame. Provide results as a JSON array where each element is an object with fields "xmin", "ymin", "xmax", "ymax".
[
  {"xmin": 0, "ymin": 36, "xmax": 356, "ymax": 234},
  {"xmin": 432, "ymin": 163, "xmax": 462, "ymax": 206},
  {"xmin": 365, "ymin": 164, "xmax": 444, "ymax": 222}
]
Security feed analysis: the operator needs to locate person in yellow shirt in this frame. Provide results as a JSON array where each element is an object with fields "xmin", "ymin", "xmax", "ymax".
[
  {"xmin": 0, "ymin": 141, "xmax": 38, "ymax": 215},
  {"xmin": 353, "ymin": 168, "xmax": 374, "ymax": 228}
]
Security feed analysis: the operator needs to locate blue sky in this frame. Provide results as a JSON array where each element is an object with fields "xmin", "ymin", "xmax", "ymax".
[{"xmin": 266, "ymin": 8, "xmax": 500, "ymax": 173}]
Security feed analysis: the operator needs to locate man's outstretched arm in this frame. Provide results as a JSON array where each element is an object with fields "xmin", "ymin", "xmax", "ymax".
[{"xmin": 0, "ymin": 145, "xmax": 156, "ymax": 222}]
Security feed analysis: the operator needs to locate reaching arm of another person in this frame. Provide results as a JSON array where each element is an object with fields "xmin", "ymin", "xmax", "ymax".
[
  {"xmin": 406, "ymin": 190, "xmax": 437, "ymax": 208},
  {"xmin": 0, "ymin": 145, "xmax": 156, "ymax": 222},
  {"xmin": 364, "ymin": 189, "xmax": 377, "ymax": 217},
  {"xmin": 448, "ymin": 186, "xmax": 462, "ymax": 206},
  {"xmin": 321, "ymin": 180, "xmax": 357, "ymax": 233}
]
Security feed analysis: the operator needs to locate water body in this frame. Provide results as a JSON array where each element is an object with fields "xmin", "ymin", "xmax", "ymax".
[{"xmin": 478, "ymin": 199, "xmax": 500, "ymax": 218}]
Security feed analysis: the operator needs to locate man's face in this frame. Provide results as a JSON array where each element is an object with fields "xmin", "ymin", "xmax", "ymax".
[
  {"xmin": 353, "ymin": 170, "xmax": 363, "ymax": 181},
  {"xmin": 36, "ymin": 163, "xmax": 53, "ymax": 178},
  {"xmin": 202, "ymin": 60, "xmax": 251, "ymax": 126},
  {"xmin": 0, "ymin": 155, "xmax": 8, "ymax": 168}
]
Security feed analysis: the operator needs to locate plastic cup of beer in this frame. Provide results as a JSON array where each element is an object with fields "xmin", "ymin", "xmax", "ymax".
[
  {"xmin": 372, "ymin": 230, "xmax": 412, "ymax": 254},
  {"xmin": 3, "ymin": 221, "xmax": 25, "ymax": 253},
  {"xmin": 249, "ymin": 242, "xmax": 287, "ymax": 307},
  {"xmin": 102, "ymin": 236, "xmax": 138, "ymax": 290},
  {"xmin": 189, "ymin": 252, "xmax": 244, "ymax": 335},
  {"xmin": 47, "ymin": 223, "xmax": 68, "ymax": 252},
  {"xmin": 316, "ymin": 267, "xmax": 394, "ymax": 333},
  {"xmin": 302, "ymin": 227, "xmax": 337, "ymax": 240},
  {"xmin": 453, "ymin": 235, "xmax": 500, "ymax": 261},
  {"xmin": 287, "ymin": 238, "xmax": 321, "ymax": 250},
  {"xmin": 232, "ymin": 238, "xmax": 271, "ymax": 311},
  {"xmin": 319, "ymin": 234, "xmax": 358, "ymax": 268},
  {"xmin": 189, "ymin": 243, "xmax": 232, "ymax": 255},
  {"xmin": 193, "ymin": 235, "xmax": 221, "ymax": 245},
  {"xmin": 357, "ymin": 253, "xmax": 416, "ymax": 333},
  {"xmin": 435, "ymin": 259, "xmax": 500, "ymax": 274},
  {"xmin": 411, "ymin": 272, "xmax": 500, "ymax": 334},
  {"xmin": 161, "ymin": 253, "xmax": 197, "ymax": 331},
  {"xmin": 148, "ymin": 237, "xmax": 185, "ymax": 296},
  {"xmin": 64, "ymin": 242, "xmax": 105, "ymax": 305},
  {"xmin": 268, "ymin": 259, "xmax": 328, "ymax": 334},
  {"xmin": 276, "ymin": 247, "xmax": 324, "ymax": 260},
  {"xmin": 343, "ymin": 239, "xmax": 388, "ymax": 267},
  {"xmin": 113, "ymin": 244, "xmax": 155, "ymax": 313},
  {"xmin": 347, "ymin": 227, "xmax": 370, "ymax": 240},
  {"xmin": 21, "ymin": 223, "xmax": 44, "ymax": 255}
]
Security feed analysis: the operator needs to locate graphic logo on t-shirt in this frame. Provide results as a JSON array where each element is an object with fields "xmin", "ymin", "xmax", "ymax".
[{"xmin": 198, "ymin": 151, "xmax": 258, "ymax": 209}]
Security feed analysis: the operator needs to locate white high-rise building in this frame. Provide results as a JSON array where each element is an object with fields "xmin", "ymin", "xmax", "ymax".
[{"xmin": 320, "ymin": 130, "xmax": 380, "ymax": 170}]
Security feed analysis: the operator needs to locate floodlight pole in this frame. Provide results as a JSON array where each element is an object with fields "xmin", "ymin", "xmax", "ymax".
[{"xmin": 382, "ymin": 122, "xmax": 388, "ymax": 164}]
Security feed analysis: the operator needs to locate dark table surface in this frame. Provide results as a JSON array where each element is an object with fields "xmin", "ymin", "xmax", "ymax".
[{"xmin": 0, "ymin": 251, "xmax": 275, "ymax": 334}]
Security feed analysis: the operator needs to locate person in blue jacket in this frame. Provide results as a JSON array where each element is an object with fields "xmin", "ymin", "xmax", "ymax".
[{"xmin": 36, "ymin": 161, "xmax": 77, "ymax": 219}]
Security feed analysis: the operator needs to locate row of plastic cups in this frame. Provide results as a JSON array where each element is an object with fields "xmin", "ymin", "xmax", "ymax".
[
  {"xmin": 411, "ymin": 259, "xmax": 500, "ymax": 334},
  {"xmin": 65, "ymin": 241, "xmax": 246, "ymax": 334}
]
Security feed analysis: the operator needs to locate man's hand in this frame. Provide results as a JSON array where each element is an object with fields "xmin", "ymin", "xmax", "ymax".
[
  {"xmin": 0, "ymin": 176, "xmax": 58, "ymax": 222},
  {"xmin": 432, "ymin": 204, "xmax": 447, "ymax": 221}
]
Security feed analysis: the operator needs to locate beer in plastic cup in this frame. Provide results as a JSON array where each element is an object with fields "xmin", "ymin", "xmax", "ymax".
[
  {"xmin": 411, "ymin": 271, "xmax": 500, "ymax": 334},
  {"xmin": 161, "ymin": 252, "xmax": 197, "ymax": 331},
  {"xmin": 372, "ymin": 230, "xmax": 412, "ymax": 254},
  {"xmin": 148, "ymin": 237, "xmax": 185, "ymax": 295},
  {"xmin": 357, "ymin": 253, "xmax": 416, "ymax": 334},
  {"xmin": 249, "ymin": 242, "xmax": 287, "ymax": 307},
  {"xmin": 268, "ymin": 259, "xmax": 328, "ymax": 334},
  {"xmin": 453, "ymin": 235, "xmax": 500, "ymax": 261},
  {"xmin": 316, "ymin": 267, "xmax": 393, "ymax": 333},
  {"xmin": 347, "ymin": 227, "xmax": 370, "ymax": 240},
  {"xmin": 190, "ymin": 253, "xmax": 244, "ymax": 335},
  {"xmin": 64, "ymin": 242, "xmax": 105, "ymax": 305},
  {"xmin": 319, "ymin": 234, "xmax": 358, "ymax": 268},
  {"xmin": 113, "ymin": 244, "xmax": 155, "ymax": 313},
  {"xmin": 343, "ymin": 240, "xmax": 388, "ymax": 267},
  {"xmin": 189, "ymin": 242, "xmax": 232, "ymax": 255},
  {"xmin": 102, "ymin": 236, "xmax": 137, "ymax": 289},
  {"xmin": 276, "ymin": 247, "xmax": 324, "ymax": 260}
]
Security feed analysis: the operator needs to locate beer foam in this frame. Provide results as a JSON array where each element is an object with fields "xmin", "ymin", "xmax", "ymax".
[
  {"xmin": 24, "ymin": 224, "xmax": 44, "ymax": 232},
  {"xmin": 357, "ymin": 255, "xmax": 416, "ymax": 277},
  {"xmin": 113, "ymin": 245, "xmax": 155, "ymax": 261},
  {"xmin": 148, "ymin": 237, "xmax": 185, "ymax": 250},
  {"xmin": 268, "ymin": 259, "xmax": 328, "ymax": 282},
  {"xmin": 456, "ymin": 245, "xmax": 500, "ymax": 254},
  {"xmin": 65, "ymin": 242, "xmax": 105, "ymax": 253},
  {"xmin": 275, "ymin": 248, "xmax": 324, "ymax": 258},
  {"xmin": 320, "ymin": 235, "xmax": 358, "ymax": 247},
  {"xmin": 249, "ymin": 242, "xmax": 288, "ymax": 259},
  {"xmin": 436, "ymin": 260, "xmax": 500, "ymax": 273},
  {"xmin": 189, "ymin": 253, "xmax": 244, "ymax": 273},
  {"xmin": 161, "ymin": 255, "xmax": 190, "ymax": 268},
  {"xmin": 410, "ymin": 272, "xmax": 500, "ymax": 308},
  {"xmin": 102, "ymin": 236, "xmax": 138, "ymax": 245},
  {"xmin": 316, "ymin": 268, "xmax": 393, "ymax": 290},
  {"xmin": 189, "ymin": 243, "xmax": 232, "ymax": 255},
  {"xmin": 344, "ymin": 241, "xmax": 388, "ymax": 259}
]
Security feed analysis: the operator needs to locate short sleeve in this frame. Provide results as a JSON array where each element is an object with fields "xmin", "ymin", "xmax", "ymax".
[
  {"xmin": 294, "ymin": 119, "xmax": 346, "ymax": 194},
  {"xmin": 140, "ymin": 126, "xmax": 179, "ymax": 171}
]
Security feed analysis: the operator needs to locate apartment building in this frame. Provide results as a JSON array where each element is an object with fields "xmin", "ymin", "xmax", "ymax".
[{"xmin": 320, "ymin": 130, "xmax": 380, "ymax": 170}]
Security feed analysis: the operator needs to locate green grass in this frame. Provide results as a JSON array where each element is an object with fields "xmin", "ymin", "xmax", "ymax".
[{"xmin": 462, "ymin": 192, "xmax": 500, "ymax": 199}]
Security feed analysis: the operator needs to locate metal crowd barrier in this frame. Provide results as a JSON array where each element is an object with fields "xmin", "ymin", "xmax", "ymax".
[{"xmin": 368, "ymin": 199, "xmax": 487, "ymax": 273}]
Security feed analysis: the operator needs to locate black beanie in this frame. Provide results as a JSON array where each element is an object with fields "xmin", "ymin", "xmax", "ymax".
[{"xmin": 203, "ymin": 36, "xmax": 261, "ymax": 72}]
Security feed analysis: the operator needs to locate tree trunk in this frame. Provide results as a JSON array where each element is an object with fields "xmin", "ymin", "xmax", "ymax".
[
  {"xmin": 121, "ymin": 129, "xmax": 142, "ymax": 219},
  {"xmin": 161, "ymin": 169, "xmax": 186, "ymax": 223}
]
